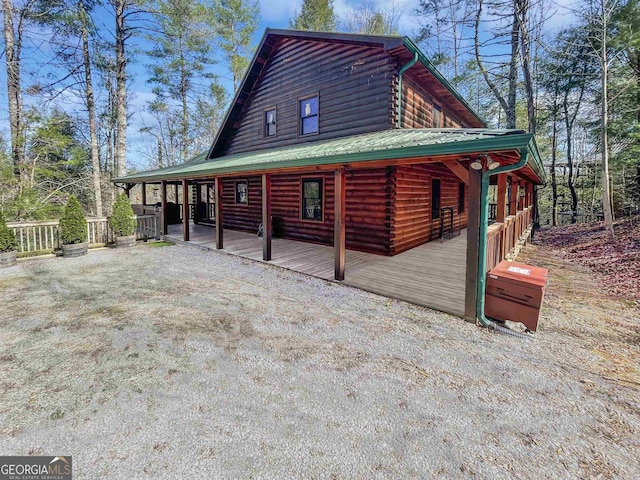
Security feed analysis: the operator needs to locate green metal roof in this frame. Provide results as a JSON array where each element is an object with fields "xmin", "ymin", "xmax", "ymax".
[{"xmin": 115, "ymin": 128, "xmax": 546, "ymax": 184}]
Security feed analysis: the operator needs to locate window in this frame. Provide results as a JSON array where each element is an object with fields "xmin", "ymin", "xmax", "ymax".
[
  {"xmin": 299, "ymin": 95, "xmax": 319, "ymax": 135},
  {"xmin": 458, "ymin": 182, "xmax": 465, "ymax": 213},
  {"xmin": 432, "ymin": 104, "xmax": 441, "ymax": 128},
  {"xmin": 431, "ymin": 179, "xmax": 441, "ymax": 219},
  {"xmin": 264, "ymin": 107, "xmax": 276, "ymax": 137},
  {"xmin": 235, "ymin": 180, "xmax": 248, "ymax": 205},
  {"xmin": 301, "ymin": 178, "xmax": 323, "ymax": 221}
]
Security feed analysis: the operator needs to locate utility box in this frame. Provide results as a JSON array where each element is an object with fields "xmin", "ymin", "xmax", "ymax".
[{"xmin": 485, "ymin": 261, "xmax": 549, "ymax": 332}]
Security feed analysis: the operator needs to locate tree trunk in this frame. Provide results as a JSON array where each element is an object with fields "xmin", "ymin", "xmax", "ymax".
[
  {"xmin": 114, "ymin": 0, "xmax": 127, "ymax": 178},
  {"xmin": 600, "ymin": 0, "xmax": 614, "ymax": 239},
  {"xmin": 180, "ymin": 41, "xmax": 188, "ymax": 164},
  {"xmin": 507, "ymin": 2, "xmax": 519, "ymax": 129},
  {"xmin": 80, "ymin": 0, "xmax": 103, "ymax": 216},
  {"xmin": 566, "ymin": 134, "xmax": 579, "ymax": 224},
  {"xmin": 601, "ymin": 41, "xmax": 614, "ymax": 235},
  {"xmin": 516, "ymin": 0, "xmax": 535, "ymax": 133},
  {"xmin": 474, "ymin": 0, "xmax": 519, "ymax": 129},
  {"xmin": 551, "ymin": 116, "xmax": 558, "ymax": 226},
  {"xmin": 474, "ymin": 0, "xmax": 510, "ymax": 121},
  {"xmin": 2, "ymin": 0, "xmax": 24, "ymax": 172}
]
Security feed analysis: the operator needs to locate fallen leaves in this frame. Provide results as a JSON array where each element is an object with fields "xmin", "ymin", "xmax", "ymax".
[{"xmin": 535, "ymin": 215, "xmax": 640, "ymax": 300}]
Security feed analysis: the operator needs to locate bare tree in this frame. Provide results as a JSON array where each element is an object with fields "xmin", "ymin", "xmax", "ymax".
[
  {"xmin": 582, "ymin": 0, "xmax": 617, "ymax": 237},
  {"xmin": 415, "ymin": 0, "xmax": 474, "ymax": 86},
  {"xmin": 595, "ymin": 0, "xmax": 615, "ymax": 238},
  {"xmin": 341, "ymin": 0, "xmax": 400, "ymax": 35},
  {"xmin": 2, "ymin": 0, "xmax": 27, "ymax": 172},
  {"xmin": 112, "ymin": 0, "xmax": 128, "ymax": 179},
  {"xmin": 473, "ymin": 0, "xmax": 519, "ymax": 128},
  {"xmin": 79, "ymin": 0, "xmax": 103, "ymax": 215}
]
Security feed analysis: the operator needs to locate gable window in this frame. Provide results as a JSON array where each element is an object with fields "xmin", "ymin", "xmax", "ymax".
[
  {"xmin": 432, "ymin": 104, "xmax": 442, "ymax": 128},
  {"xmin": 264, "ymin": 107, "xmax": 276, "ymax": 137},
  {"xmin": 431, "ymin": 179, "xmax": 441, "ymax": 219},
  {"xmin": 299, "ymin": 95, "xmax": 319, "ymax": 135},
  {"xmin": 235, "ymin": 180, "xmax": 248, "ymax": 205},
  {"xmin": 301, "ymin": 178, "xmax": 323, "ymax": 221},
  {"xmin": 458, "ymin": 182, "xmax": 465, "ymax": 213}
]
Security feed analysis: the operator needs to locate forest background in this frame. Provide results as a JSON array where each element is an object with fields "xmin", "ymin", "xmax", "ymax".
[{"xmin": 1, "ymin": 0, "xmax": 638, "ymax": 238}]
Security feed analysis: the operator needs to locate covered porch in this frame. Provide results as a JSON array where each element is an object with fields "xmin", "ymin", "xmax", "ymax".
[{"xmin": 165, "ymin": 223, "xmax": 467, "ymax": 316}]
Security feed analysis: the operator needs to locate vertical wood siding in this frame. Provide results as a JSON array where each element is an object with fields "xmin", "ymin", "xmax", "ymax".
[
  {"xmin": 222, "ymin": 38, "xmax": 396, "ymax": 155},
  {"xmin": 390, "ymin": 163, "xmax": 468, "ymax": 254},
  {"xmin": 400, "ymin": 73, "xmax": 464, "ymax": 129}
]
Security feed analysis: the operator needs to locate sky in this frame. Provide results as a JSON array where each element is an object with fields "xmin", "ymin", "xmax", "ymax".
[{"xmin": 0, "ymin": 0, "xmax": 580, "ymax": 170}]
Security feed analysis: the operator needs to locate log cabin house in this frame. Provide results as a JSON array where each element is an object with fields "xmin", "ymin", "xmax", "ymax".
[{"xmin": 115, "ymin": 29, "xmax": 545, "ymax": 321}]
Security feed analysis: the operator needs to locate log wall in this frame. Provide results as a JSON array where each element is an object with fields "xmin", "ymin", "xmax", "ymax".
[
  {"xmin": 221, "ymin": 38, "xmax": 396, "ymax": 155},
  {"xmin": 220, "ymin": 176, "xmax": 263, "ymax": 233},
  {"xmin": 219, "ymin": 163, "xmax": 467, "ymax": 257},
  {"xmin": 400, "ymin": 73, "xmax": 464, "ymax": 129},
  {"xmin": 390, "ymin": 163, "xmax": 468, "ymax": 254},
  {"xmin": 271, "ymin": 172, "xmax": 335, "ymax": 245}
]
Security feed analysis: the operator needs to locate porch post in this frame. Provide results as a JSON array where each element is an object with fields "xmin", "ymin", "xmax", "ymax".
[
  {"xmin": 182, "ymin": 179, "xmax": 190, "ymax": 242},
  {"xmin": 525, "ymin": 182, "xmax": 533, "ymax": 209},
  {"xmin": 334, "ymin": 168, "xmax": 346, "ymax": 281},
  {"xmin": 465, "ymin": 166, "xmax": 482, "ymax": 319},
  {"xmin": 174, "ymin": 184, "xmax": 179, "ymax": 204},
  {"xmin": 141, "ymin": 182, "xmax": 147, "ymax": 206},
  {"xmin": 161, "ymin": 180, "xmax": 168, "ymax": 235},
  {"xmin": 214, "ymin": 177, "xmax": 223, "ymax": 249},
  {"xmin": 262, "ymin": 173, "xmax": 272, "ymax": 261},
  {"xmin": 508, "ymin": 176, "xmax": 517, "ymax": 216},
  {"xmin": 496, "ymin": 173, "xmax": 507, "ymax": 223},
  {"xmin": 518, "ymin": 180, "xmax": 526, "ymax": 211}
]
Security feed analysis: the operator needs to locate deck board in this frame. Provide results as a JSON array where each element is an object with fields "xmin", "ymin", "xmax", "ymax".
[{"xmin": 165, "ymin": 224, "xmax": 466, "ymax": 316}]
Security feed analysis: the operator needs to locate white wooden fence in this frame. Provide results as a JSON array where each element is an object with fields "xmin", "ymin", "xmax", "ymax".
[{"xmin": 7, "ymin": 214, "xmax": 160, "ymax": 255}]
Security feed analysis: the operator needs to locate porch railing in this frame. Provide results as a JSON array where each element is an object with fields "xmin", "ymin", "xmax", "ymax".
[
  {"xmin": 7, "ymin": 214, "xmax": 160, "ymax": 256},
  {"xmin": 485, "ymin": 206, "xmax": 533, "ymax": 273}
]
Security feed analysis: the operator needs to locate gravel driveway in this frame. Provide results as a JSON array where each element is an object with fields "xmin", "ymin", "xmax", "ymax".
[{"xmin": 1, "ymin": 243, "xmax": 639, "ymax": 479}]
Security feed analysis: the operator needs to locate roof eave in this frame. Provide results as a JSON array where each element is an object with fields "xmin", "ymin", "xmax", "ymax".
[
  {"xmin": 115, "ymin": 132, "xmax": 544, "ymax": 184},
  {"xmin": 527, "ymin": 135, "xmax": 546, "ymax": 184},
  {"xmin": 206, "ymin": 28, "xmax": 273, "ymax": 161},
  {"xmin": 402, "ymin": 37, "xmax": 487, "ymax": 128}
]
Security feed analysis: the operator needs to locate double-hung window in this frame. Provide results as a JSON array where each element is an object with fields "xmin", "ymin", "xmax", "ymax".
[
  {"xmin": 299, "ymin": 95, "xmax": 319, "ymax": 135},
  {"xmin": 264, "ymin": 107, "xmax": 276, "ymax": 137}
]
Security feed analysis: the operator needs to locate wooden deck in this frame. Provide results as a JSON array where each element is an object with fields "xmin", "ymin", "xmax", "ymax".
[{"xmin": 165, "ymin": 224, "xmax": 467, "ymax": 316}]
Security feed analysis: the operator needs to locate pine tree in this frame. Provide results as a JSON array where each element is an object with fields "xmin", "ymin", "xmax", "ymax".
[
  {"xmin": 210, "ymin": 0, "xmax": 259, "ymax": 92},
  {"xmin": 290, "ymin": 0, "xmax": 336, "ymax": 32},
  {"xmin": 148, "ymin": 0, "xmax": 218, "ymax": 164}
]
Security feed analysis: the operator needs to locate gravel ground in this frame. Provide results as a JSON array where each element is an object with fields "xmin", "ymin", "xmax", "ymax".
[{"xmin": 1, "ymin": 242, "xmax": 639, "ymax": 479}]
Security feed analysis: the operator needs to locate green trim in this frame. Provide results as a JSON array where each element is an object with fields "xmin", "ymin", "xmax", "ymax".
[
  {"xmin": 526, "ymin": 135, "xmax": 546, "ymax": 182},
  {"xmin": 476, "ymin": 148, "xmax": 532, "ymax": 337},
  {"xmin": 403, "ymin": 37, "xmax": 487, "ymax": 128},
  {"xmin": 397, "ymin": 51, "xmax": 419, "ymax": 128}
]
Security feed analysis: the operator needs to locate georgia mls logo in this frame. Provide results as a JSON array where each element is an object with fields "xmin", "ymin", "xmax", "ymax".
[{"xmin": 0, "ymin": 456, "xmax": 72, "ymax": 480}]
